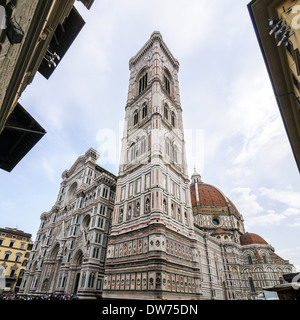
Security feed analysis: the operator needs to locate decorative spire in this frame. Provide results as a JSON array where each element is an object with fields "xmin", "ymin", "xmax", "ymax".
[{"xmin": 191, "ymin": 166, "xmax": 203, "ymax": 184}]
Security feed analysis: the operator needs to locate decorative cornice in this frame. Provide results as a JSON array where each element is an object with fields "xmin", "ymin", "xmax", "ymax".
[{"xmin": 129, "ymin": 31, "xmax": 179, "ymax": 71}]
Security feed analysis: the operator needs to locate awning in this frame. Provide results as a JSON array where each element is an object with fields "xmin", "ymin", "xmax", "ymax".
[
  {"xmin": 38, "ymin": 6, "xmax": 86, "ymax": 79},
  {"xmin": 0, "ymin": 103, "xmax": 46, "ymax": 172}
]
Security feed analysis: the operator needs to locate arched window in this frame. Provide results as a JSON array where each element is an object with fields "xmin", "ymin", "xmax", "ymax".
[
  {"xmin": 184, "ymin": 211, "xmax": 188, "ymax": 225},
  {"xmin": 249, "ymin": 277, "xmax": 256, "ymax": 293},
  {"xmin": 171, "ymin": 112, "xmax": 176, "ymax": 127},
  {"xmin": 262, "ymin": 254, "xmax": 268, "ymax": 264},
  {"xmin": 88, "ymin": 273, "xmax": 95, "ymax": 288},
  {"xmin": 164, "ymin": 75, "xmax": 170, "ymax": 94},
  {"xmin": 81, "ymin": 272, "xmax": 86, "ymax": 287},
  {"xmin": 165, "ymin": 140, "xmax": 170, "ymax": 156},
  {"xmin": 139, "ymin": 72, "xmax": 148, "ymax": 94},
  {"xmin": 171, "ymin": 203, "xmax": 175, "ymax": 218},
  {"xmin": 177, "ymin": 208, "xmax": 181, "ymax": 222},
  {"xmin": 247, "ymin": 255, "xmax": 253, "ymax": 265},
  {"xmin": 130, "ymin": 143, "xmax": 137, "ymax": 161},
  {"xmin": 163, "ymin": 198, "xmax": 167, "ymax": 213},
  {"xmin": 141, "ymin": 137, "xmax": 147, "ymax": 155},
  {"xmin": 142, "ymin": 104, "xmax": 148, "ymax": 118},
  {"xmin": 164, "ymin": 105, "xmax": 169, "ymax": 120},
  {"xmin": 133, "ymin": 111, "xmax": 139, "ymax": 126}
]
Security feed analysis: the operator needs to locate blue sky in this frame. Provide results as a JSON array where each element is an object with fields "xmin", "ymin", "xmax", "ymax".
[{"xmin": 0, "ymin": 0, "xmax": 299, "ymax": 270}]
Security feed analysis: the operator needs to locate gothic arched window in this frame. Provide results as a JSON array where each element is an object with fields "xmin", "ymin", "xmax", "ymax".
[
  {"xmin": 177, "ymin": 208, "xmax": 181, "ymax": 222},
  {"xmin": 141, "ymin": 137, "xmax": 147, "ymax": 155},
  {"xmin": 247, "ymin": 255, "xmax": 253, "ymax": 265},
  {"xmin": 164, "ymin": 104, "xmax": 169, "ymax": 120},
  {"xmin": 171, "ymin": 203, "xmax": 175, "ymax": 218},
  {"xmin": 164, "ymin": 75, "xmax": 170, "ymax": 94},
  {"xmin": 163, "ymin": 198, "xmax": 167, "ymax": 213},
  {"xmin": 133, "ymin": 111, "xmax": 139, "ymax": 126},
  {"xmin": 142, "ymin": 104, "xmax": 148, "ymax": 118},
  {"xmin": 171, "ymin": 112, "xmax": 176, "ymax": 127},
  {"xmin": 249, "ymin": 277, "xmax": 256, "ymax": 293},
  {"xmin": 165, "ymin": 139, "xmax": 170, "ymax": 156},
  {"xmin": 139, "ymin": 72, "xmax": 148, "ymax": 94}
]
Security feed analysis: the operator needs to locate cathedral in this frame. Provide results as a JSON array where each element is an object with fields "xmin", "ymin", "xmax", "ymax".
[{"xmin": 19, "ymin": 32, "xmax": 295, "ymax": 300}]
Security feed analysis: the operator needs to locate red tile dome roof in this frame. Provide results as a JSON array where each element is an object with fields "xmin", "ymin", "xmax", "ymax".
[
  {"xmin": 240, "ymin": 232, "xmax": 268, "ymax": 246},
  {"xmin": 190, "ymin": 177, "xmax": 240, "ymax": 218}
]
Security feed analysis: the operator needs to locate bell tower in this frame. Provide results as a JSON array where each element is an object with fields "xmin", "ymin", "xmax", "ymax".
[{"xmin": 103, "ymin": 32, "xmax": 201, "ymax": 300}]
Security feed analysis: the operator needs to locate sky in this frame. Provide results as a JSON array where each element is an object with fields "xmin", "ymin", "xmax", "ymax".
[{"xmin": 0, "ymin": 0, "xmax": 300, "ymax": 271}]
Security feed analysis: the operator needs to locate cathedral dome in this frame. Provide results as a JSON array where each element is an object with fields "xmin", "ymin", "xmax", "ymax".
[
  {"xmin": 240, "ymin": 232, "xmax": 268, "ymax": 246},
  {"xmin": 190, "ymin": 170, "xmax": 241, "ymax": 218}
]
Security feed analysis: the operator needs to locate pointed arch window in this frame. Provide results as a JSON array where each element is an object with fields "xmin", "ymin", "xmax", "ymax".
[
  {"xmin": 249, "ymin": 277, "xmax": 256, "ymax": 293},
  {"xmin": 163, "ymin": 198, "xmax": 167, "ymax": 213},
  {"xmin": 171, "ymin": 112, "xmax": 176, "ymax": 127},
  {"xmin": 177, "ymin": 208, "xmax": 182, "ymax": 222},
  {"xmin": 142, "ymin": 104, "xmax": 148, "ymax": 118},
  {"xmin": 164, "ymin": 75, "xmax": 170, "ymax": 94},
  {"xmin": 141, "ymin": 137, "xmax": 147, "ymax": 155},
  {"xmin": 133, "ymin": 111, "xmax": 139, "ymax": 126},
  {"xmin": 247, "ymin": 255, "xmax": 253, "ymax": 265},
  {"xmin": 164, "ymin": 105, "xmax": 169, "ymax": 120},
  {"xmin": 139, "ymin": 72, "xmax": 148, "ymax": 94},
  {"xmin": 165, "ymin": 140, "xmax": 170, "ymax": 156},
  {"xmin": 171, "ymin": 203, "xmax": 175, "ymax": 218}
]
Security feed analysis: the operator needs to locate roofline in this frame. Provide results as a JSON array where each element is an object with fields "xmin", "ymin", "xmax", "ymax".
[
  {"xmin": 0, "ymin": 228, "xmax": 32, "ymax": 238},
  {"xmin": 129, "ymin": 31, "xmax": 180, "ymax": 71}
]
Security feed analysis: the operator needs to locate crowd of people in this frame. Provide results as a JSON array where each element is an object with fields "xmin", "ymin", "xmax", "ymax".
[{"xmin": 0, "ymin": 291, "xmax": 79, "ymax": 300}]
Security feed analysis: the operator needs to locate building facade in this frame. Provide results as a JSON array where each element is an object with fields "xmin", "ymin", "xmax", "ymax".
[
  {"xmin": 248, "ymin": 0, "xmax": 300, "ymax": 172},
  {"xmin": 0, "ymin": 227, "xmax": 32, "ymax": 292},
  {"xmin": 0, "ymin": 0, "xmax": 94, "ymax": 172},
  {"xmin": 20, "ymin": 32, "xmax": 295, "ymax": 300},
  {"xmin": 19, "ymin": 148, "xmax": 117, "ymax": 299}
]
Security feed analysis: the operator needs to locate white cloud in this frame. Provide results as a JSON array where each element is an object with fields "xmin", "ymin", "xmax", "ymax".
[
  {"xmin": 43, "ymin": 159, "xmax": 55, "ymax": 182},
  {"xmin": 229, "ymin": 187, "xmax": 263, "ymax": 216},
  {"xmin": 288, "ymin": 217, "xmax": 300, "ymax": 228},
  {"xmin": 259, "ymin": 187, "xmax": 300, "ymax": 209},
  {"xmin": 246, "ymin": 210, "xmax": 287, "ymax": 227}
]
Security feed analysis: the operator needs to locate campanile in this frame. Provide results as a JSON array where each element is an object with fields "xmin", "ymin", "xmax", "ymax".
[{"xmin": 103, "ymin": 32, "xmax": 201, "ymax": 299}]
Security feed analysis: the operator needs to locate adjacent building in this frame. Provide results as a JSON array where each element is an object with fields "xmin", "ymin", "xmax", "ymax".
[
  {"xmin": 248, "ymin": 0, "xmax": 300, "ymax": 172},
  {"xmin": 0, "ymin": 227, "xmax": 32, "ymax": 292},
  {"xmin": 20, "ymin": 32, "xmax": 296, "ymax": 300},
  {"xmin": 0, "ymin": 0, "xmax": 94, "ymax": 172}
]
